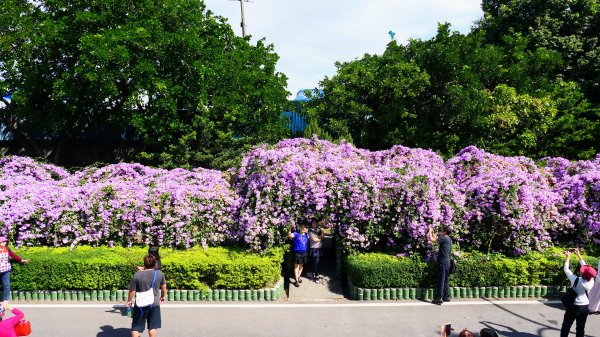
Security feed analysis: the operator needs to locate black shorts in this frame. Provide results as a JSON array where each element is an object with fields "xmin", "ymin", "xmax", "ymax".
[
  {"xmin": 131, "ymin": 306, "xmax": 161, "ymax": 332},
  {"xmin": 294, "ymin": 251, "xmax": 309, "ymax": 264}
]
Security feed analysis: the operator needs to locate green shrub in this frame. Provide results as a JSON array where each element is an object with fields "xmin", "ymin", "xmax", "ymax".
[
  {"xmin": 10, "ymin": 245, "xmax": 284, "ymax": 290},
  {"xmin": 347, "ymin": 253, "xmax": 427, "ymax": 288},
  {"xmin": 346, "ymin": 247, "xmax": 599, "ymax": 288}
]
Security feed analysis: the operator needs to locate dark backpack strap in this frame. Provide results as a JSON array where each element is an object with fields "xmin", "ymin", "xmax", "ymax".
[{"xmin": 572, "ymin": 277, "xmax": 589, "ymax": 299}]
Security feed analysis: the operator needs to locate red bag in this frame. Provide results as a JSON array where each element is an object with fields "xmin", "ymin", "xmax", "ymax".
[{"xmin": 14, "ymin": 319, "xmax": 31, "ymax": 336}]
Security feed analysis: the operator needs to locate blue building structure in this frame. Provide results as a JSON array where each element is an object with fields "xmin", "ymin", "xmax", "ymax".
[
  {"xmin": 3, "ymin": 90, "xmax": 323, "ymax": 137},
  {"xmin": 0, "ymin": 94, "xmax": 12, "ymax": 141},
  {"xmin": 282, "ymin": 89, "xmax": 323, "ymax": 134}
]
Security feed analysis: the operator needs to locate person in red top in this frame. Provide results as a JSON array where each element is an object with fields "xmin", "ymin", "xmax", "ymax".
[
  {"xmin": 0, "ymin": 303, "xmax": 25, "ymax": 337},
  {"xmin": 0, "ymin": 237, "xmax": 30, "ymax": 303}
]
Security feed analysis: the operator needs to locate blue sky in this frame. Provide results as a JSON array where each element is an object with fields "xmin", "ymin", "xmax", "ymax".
[{"xmin": 204, "ymin": 0, "xmax": 484, "ymax": 98}]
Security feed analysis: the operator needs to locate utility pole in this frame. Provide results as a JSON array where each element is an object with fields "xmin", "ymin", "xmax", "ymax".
[
  {"xmin": 230, "ymin": 0, "xmax": 251, "ymax": 37},
  {"xmin": 239, "ymin": 0, "xmax": 247, "ymax": 37}
]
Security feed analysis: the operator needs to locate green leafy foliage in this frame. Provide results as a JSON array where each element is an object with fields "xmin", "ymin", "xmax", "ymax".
[
  {"xmin": 306, "ymin": 18, "xmax": 599, "ymax": 160},
  {"xmin": 10, "ymin": 246, "xmax": 284, "ymax": 290},
  {"xmin": 346, "ymin": 247, "xmax": 599, "ymax": 288},
  {"xmin": 0, "ymin": 0, "xmax": 289, "ymax": 169},
  {"xmin": 347, "ymin": 253, "xmax": 427, "ymax": 288}
]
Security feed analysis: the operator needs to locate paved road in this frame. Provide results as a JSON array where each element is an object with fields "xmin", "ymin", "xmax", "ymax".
[{"xmin": 15, "ymin": 300, "xmax": 599, "ymax": 337}]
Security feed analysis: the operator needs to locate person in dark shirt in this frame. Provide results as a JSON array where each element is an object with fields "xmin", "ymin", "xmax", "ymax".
[
  {"xmin": 127, "ymin": 255, "xmax": 167, "ymax": 337},
  {"xmin": 428, "ymin": 226, "xmax": 452, "ymax": 305},
  {"xmin": 308, "ymin": 220, "xmax": 325, "ymax": 283}
]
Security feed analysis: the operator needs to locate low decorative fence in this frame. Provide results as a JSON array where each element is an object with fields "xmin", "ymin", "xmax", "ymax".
[
  {"xmin": 348, "ymin": 277, "xmax": 567, "ymax": 301},
  {"xmin": 8, "ymin": 277, "xmax": 285, "ymax": 303}
]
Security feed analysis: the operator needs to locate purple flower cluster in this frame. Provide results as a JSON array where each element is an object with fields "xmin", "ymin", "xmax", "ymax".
[
  {"xmin": 0, "ymin": 157, "xmax": 239, "ymax": 248},
  {"xmin": 234, "ymin": 138, "xmax": 464, "ymax": 252},
  {"xmin": 544, "ymin": 154, "xmax": 600, "ymax": 245},
  {"xmin": 447, "ymin": 146, "xmax": 567, "ymax": 255},
  {"xmin": 0, "ymin": 140, "xmax": 598, "ymax": 255}
]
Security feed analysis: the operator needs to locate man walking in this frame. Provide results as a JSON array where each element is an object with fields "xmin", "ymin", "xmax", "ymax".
[
  {"xmin": 428, "ymin": 226, "xmax": 452, "ymax": 305},
  {"xmin": 127, "ymin": 255, "xmax": 167, "ymax": 337}
]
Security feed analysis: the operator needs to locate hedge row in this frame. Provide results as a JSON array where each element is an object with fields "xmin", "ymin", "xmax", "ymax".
[
  {"xmin": 346, "ymin": 247, "xmax": 599, "ymax": 288},
  {"xmin": 10, "ymin": 246, "xmax": 284, "ymax": 290}
]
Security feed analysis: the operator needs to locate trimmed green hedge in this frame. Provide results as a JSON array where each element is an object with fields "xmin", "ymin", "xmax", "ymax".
[
  {"xmin": 10, "ymin": 246, "xmax": 284, "ymax": 291},
  {"xmin": 347, "ymin": 247, "xmax": 599, "ymax": 288}
]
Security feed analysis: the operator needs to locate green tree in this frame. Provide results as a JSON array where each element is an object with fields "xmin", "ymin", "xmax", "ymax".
[
  {"xmin": 307, "ymin": 46, "xmax": 430, "ymax": 151},
  {"xmin": 478, "ymin": 0, "xmax": 600, "ymax": 104},
  {"xmin": 0, "ymin": 0, "xmax": 289, "ymax": 169},
  {"xmin": 308, "ymin": 22, "xmax": 598, "ymax": 160}
]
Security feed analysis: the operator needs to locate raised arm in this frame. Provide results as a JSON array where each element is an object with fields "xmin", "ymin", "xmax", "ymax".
[
  {"xmin": 2, "ymin": 304, "xmax": 24, "ymax": 328},
  {"xmin": 287, "ymin": 226, "xmax": 295, "ymax": 240},
  {"xmin": 574, "ymin": 248, "xmax": 587, "ymax": 266},
  {"xmin": 428, "ymin": 227, "xmax": 438, "ymax": 243},
  {"xmin": 309, "ymin": 231, "xmax": 321, "ymax": 243},
  {"xmin": 564, "ymin": 250, "xmax": 576, "ymax": 283}
]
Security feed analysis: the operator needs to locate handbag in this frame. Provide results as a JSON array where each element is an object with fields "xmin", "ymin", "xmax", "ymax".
[
  {"xmin": 135, "ymin": 270, "xmax": 157, "ymax": 308},
  {"xmin": 561, "ymin": 277, "xmax": 580, "ymax": 310},
  {"xmin": 14, "ymin": 319, "xmax": 31, "ymax": 336},
  {"xmin": 449, "ymin": 259, "xmax": 457, "ymax": 274}
]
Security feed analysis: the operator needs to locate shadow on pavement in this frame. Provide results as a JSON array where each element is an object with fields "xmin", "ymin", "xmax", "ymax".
[
  {"xmin": 480, "ymin": 321, "xmax": 550, "ymax": 337},
  {"xmin": 480, "ymin": 300, "xmax": 566, "ymax": 337},
  {"xmin": 96, "ymin": 325, "xmax": 130, "ymax": 337},
  {"xmin": 105, "ymin": 306, "xmax": 127, "ymax": 316}
]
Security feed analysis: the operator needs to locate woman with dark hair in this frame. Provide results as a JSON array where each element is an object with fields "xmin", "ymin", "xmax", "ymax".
[
  {"xmin": 561, "ymin": 248, "xmax": 596, "ymax": 337},
  {"xmin": 147, "ymin": 246, "xmax": 161, "ymax": 270},
  {"xmin": 136, "ymin": 246, "xmax": 162, "ymax": 272},
  {"xmin": 0, "ymin": 303, "xmax": 24, "ymax": 337}
]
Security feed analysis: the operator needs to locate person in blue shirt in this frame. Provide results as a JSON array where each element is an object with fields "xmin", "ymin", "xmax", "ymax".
[{"xmin": 288, "ymin": 224, "xmax": 309, "ymax": 287}]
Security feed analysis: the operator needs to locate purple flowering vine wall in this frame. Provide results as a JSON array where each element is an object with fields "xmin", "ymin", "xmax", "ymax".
[{"xmin": 0, "ymin": 138, "xmax": 598, "ymax": 255}]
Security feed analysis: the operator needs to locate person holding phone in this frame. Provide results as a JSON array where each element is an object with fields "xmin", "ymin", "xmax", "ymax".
[
  {"xmin": 429, "ymin": 226, "xmax": 452, "ymax": 305},
  {"xmin": 440, "ymin": 323, "xmax": 452, "ymax": 337},
  {"xmin": 0, "ymin": 302, "xmax": 25, "ymax": 337},
  {"xmin": 560, "ymin": 248, "xmax": 596, "ymax": 337},
  {"xmin": 288, "ymin": 224, "xmax": 309, "ymax": 288}
]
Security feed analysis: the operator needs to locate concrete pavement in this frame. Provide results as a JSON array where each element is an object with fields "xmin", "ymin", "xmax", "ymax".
[{"xmin": 14, "ymin": 299, "xmax": 599, "ymax": 337}]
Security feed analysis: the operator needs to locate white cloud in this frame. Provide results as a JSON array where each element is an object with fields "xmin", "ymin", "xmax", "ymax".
[{"xmin": 203, "ymin": 0, "xmax": 483, "ymax": 97}]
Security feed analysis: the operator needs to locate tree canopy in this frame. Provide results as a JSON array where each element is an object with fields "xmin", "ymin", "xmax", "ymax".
[
  {"xmin": 306, "ymin": 2, "xmax": 599, "ymax": 160},
  {"xmin": 0, "ymin": 0, "xmax": 290, "ymax": 169}
]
